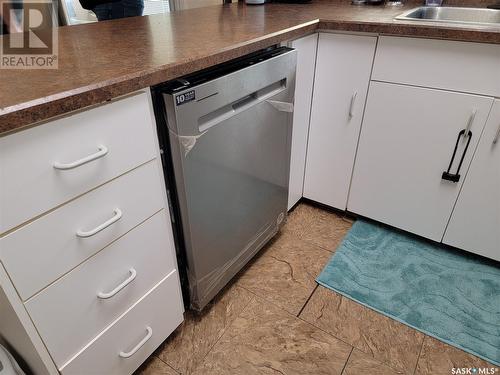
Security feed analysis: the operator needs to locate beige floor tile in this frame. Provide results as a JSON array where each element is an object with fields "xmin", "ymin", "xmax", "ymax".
[
  {"xmin": 156, "ymin": 284, "xmax": 253, "ymax": 374},
  {"xmin": 284, "ymin": 203, "xmax": 353, "ymax": 251},
  {"xmin": 415, "ymin": 336, "xmax": 497, "ymax": 375},
  {"xmin": 343, "ymin": 349, "xmax": 405, "ymax": 375},
  {"xmin": 135, "ymin": 356, "xmax": 179, "ymax": 374},
  {"xmin": 236, "ymin": 230, "xmax": 331, "ymax": 315},
  {"xmin": 192, "ymin": 297, "xmax": 352, "ymax": 375},
  {"xmin": 299, "ymin": 286, "xmax": 424, "ymax": 374}
]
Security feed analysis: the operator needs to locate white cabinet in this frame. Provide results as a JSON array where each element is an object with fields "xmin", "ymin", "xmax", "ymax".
[
  {"xmin": 0, "ymin": 161, "xmax": 166, "ymax": 301},
  {"xmin": 373, "ymin": 36, "xmax": 500, "ymax": 97},
  {"xmin": 0, "ymin": 91, "xmax": 184, "ymax": 375},
  {"xmin": 348, "ymin": 82, "xmax": 493, "ymax": 241},
  {"xmin": 303, "ymin": 33, "xmax": 377, "ymax": 210},
  {"xmin": 0, "ymin": 92, "xmax": 157, "ymax": 234},
  {"xmin": 287, "ymin": 33, "xmax": 318, "ymax": 210},
  {"xmin": 60, "ymin": 271, "xmax": 183, "ymax": 375},
  {"xmin": 25, "ymin": 211, "xmax": 177, "ymax": 368},
  {"xmin": 444, "ymin": 100, "xmax": 500, "ymax": 261}
]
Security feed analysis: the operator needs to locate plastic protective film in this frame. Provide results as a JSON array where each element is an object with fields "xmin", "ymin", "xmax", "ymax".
[
  {"xmin": 168, "ymin": 127, "xmax": 207, "ymax": 157},
  {"xmin": 187, "ymin": 215, "xmax": 282, "ymax": 311}
]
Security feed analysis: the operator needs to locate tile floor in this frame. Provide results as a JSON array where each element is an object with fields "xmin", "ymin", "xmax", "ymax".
[{"xmin": 137, "ymin": 203, "xmax": 495, "ymax": 375}]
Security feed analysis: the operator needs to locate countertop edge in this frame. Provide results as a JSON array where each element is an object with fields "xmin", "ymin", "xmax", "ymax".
[
  {"xmin": 0, "ymin": 21, "xmax": 319, "ymax": 136},
  {"xmin": 317, "ymin": 19, "xmax": 500, "ymax": 43}
]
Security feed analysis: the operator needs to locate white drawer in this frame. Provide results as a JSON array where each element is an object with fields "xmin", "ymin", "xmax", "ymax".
[
  {"xmin": 60, "ymin": 270, "xmax": 184, "ymax": 375},
  {"xmin": 0, "ymin": 160, "xmax": 165, "ymax": 301},
  {"xmin": 25, "ymin": 210, "xmax": 178, "ymax": 368},
  {"xmin": 372, "ymin": 37, "xmax": 500, "ymax": 97},
  {"xmin": 0, "ymin": 91, "xmax": 157, "ymax": 234}
]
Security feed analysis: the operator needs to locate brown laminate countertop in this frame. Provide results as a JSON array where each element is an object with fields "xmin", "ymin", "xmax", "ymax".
[{"xmin": 1, "ymin": 0, "xmax": 499, "ymax": 135}]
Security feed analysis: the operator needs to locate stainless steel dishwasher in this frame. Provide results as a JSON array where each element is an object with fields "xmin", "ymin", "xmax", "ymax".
[{"xmin": 152, "ymin": 47, "xmax": 297, "ymax": 311}]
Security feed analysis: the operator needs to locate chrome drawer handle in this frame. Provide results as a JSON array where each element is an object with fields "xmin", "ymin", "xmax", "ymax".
[
  {"xmin": 463, "ymin": 109, "xmax": 476, "ymax": 141},
  {"xmin": 53, "ymin": 145, "xmax": 108, "ymax": 170},
  {"xmin": 76, "ymin": 208, "xmax": 122, "ymax": 238},
  {"xmin": 97, "ymin": 268, "xmax": 137, "ymax": 299},
  {"xmin": 348, "ymin": 91, "xmax": 357, "ymax": 119},
  {"xmin": 493, "ymin": 122, "xmax": 500, "ymax": 145},
  {"xmin": 119, "ymin": 327, "xmax": 153, "ymax": 358}
]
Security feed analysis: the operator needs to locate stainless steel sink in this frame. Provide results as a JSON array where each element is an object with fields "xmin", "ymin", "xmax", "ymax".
[{"xmin": 395, "ymin": 6, "xmax": 500, "ymax": 26}]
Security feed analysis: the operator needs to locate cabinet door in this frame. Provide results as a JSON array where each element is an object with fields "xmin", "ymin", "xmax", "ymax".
[
  {"xmin": 303, "ymin": 33, "xmax": 376, "ymax": 210},
  {"xmin": 348, "ymin": 82, "xmax": 493, "ymax": 241},
  {"xmin": 444, "ymin": 100, "xmax": 500, "ymax": 261},
  {"xmin": 287, "ymin": 33, "xmax": 318, "ymax": 210}
]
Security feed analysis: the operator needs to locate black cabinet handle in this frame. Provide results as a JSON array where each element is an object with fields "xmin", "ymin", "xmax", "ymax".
[{"xmin": 442, "ymin": 129, "xmax": 472, "ymax": 183}]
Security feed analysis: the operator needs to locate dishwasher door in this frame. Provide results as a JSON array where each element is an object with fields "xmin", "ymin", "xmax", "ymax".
[{"xmin": 160, "ymin": 49, "xmax": 297, "ymax": 310}]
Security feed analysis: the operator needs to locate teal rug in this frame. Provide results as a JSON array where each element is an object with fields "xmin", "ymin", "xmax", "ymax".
[{"xmin": 317, "ymin": 220, "xmax": 500, "ymax": 366}]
